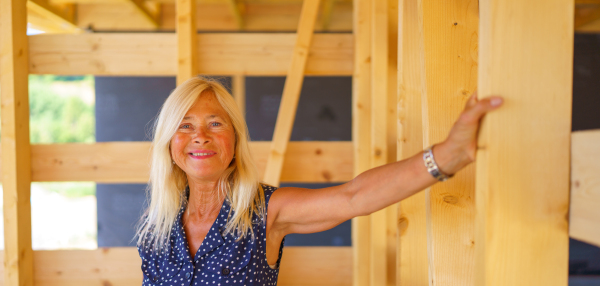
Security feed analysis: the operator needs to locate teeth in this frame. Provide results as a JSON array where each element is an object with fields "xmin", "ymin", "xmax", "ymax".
[{"xmin": 192, "ymin": 153, "xmax": 212, "ymax": 156}]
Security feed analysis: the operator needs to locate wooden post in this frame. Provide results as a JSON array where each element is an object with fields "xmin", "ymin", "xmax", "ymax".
[
  {"xmin": 262, "ymin": 0, "xmax": 321, "ymax": 187},
  {"xmin": 386, "ymin": 0, "xmax": 399, "ymax": 284},
  {"xmin": 475, "ymin": 0, "xmax": 573, "ymax": 285},
  {"xmin": 570, "ymin": 130, "xmax": 600, "ymax": 247},
  {"xmin": 369, "ymin": 0, "xmax": 389, "ymax": 285},
  {"xmin": 176, "ymin": 0, "xmax": 197, "ymax": 85},
  {"xmin": 420, "ymin": 0, "xmax": 479, "ymax": 284},
  {"xmin": 351, "ymin": 0, "xmax": 371, "ymax": 285},
  {"xmin": 232, "ymin": 74, "xmax": 246, "ymax": 118},
  {"xmin": 396, "ymin": 0, "xmax": 428, "ymax": 284},
  {"xmin": 1, "ymin": 0, "xmax": 34, "ymax": 285}
]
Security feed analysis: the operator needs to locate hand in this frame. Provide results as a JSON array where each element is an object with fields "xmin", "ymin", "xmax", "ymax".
[{"xmin": 435, "ymin": 92, "xmax": 503, "ymax": 175}]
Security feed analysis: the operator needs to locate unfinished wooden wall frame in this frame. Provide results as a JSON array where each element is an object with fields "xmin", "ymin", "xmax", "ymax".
[
  {"xmin": 176, "ymin": 0, "xmax": 197, "ymax": 84},
  {"xmin": 476, "ymin": 0, "xmax": 574, "ymax": 285},
  {"xmin": 396, "ymin": 0, "xmax": 428, "ymax": 284},
  {"xmin": 1, "ymin": 1, "xmax": 34, "ymax": 285}
]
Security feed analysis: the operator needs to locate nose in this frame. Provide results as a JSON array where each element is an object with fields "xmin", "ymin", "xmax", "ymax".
[{"xmin": 193, "ymin": 126, "xmax": 211, "ymax": 144}]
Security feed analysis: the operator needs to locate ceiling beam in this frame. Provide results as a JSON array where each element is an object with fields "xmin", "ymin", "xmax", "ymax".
[{"xmin": 27, "ymin": 0, "xmax": 81, "ymax": 33}]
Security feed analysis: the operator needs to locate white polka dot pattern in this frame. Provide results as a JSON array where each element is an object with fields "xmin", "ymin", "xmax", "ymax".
[{"xmin": 138, "ymin": 184, "xmax": 284, "ymax": 285}]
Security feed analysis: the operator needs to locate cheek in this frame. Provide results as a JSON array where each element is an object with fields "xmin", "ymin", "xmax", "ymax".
[{"xmin": 170, "ymin": 134, "xmax": 188, "ymax": 156}]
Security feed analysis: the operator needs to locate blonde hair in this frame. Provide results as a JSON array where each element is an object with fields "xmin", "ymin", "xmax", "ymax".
[{"xmin": 136, "ymin": 76, "xmax": 265, "ymax": 251}]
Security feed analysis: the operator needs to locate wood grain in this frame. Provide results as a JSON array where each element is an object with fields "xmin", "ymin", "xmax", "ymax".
[
  {"xmin": 351, "ymin": 0, "xmax": 372, "ymax": 285},
  {"xmin": 570, "ymin": 129, "xmax": 600, "ymax": 247},
  {"xmin": 0, "ymin": 0, "xmax": 35, "ymax": 285},
  {"xmin": 27, "ymin": 33, "xmax": 353, "ymax": 76},
  {"xmin": 421, "ymin": 0, "xmax": 479, "ymax": 285},
  {"xmin": 396, "ymin": 0, "xmax": 429, "ymax": 284},
  {"xmin": 263, "ymin": 0, "xmax": 321, "ymax": 187},
  {"xmin": 0, "ymin": 247, "xmax": 351, "ymax": 286},
  {"xmin": 176, "ymin": 0, "xmax": 197, "ymax": 85},
  {"xmin": 476, "ymin": 0, "xmax": 573, "ymax": 285},
  {"xmin": 0, "ymin": 142, "xmax": 352, "ymax": 183}
]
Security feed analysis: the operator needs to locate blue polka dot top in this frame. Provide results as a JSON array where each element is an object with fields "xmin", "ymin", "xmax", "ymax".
[{"xmin": 138, "ymin": 184, "xmax": 284, "ymax": 285}]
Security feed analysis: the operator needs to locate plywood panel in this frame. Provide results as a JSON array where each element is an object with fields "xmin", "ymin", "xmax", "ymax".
[
  {"xmin": 351, "ymin": 0, "xmax": 372, "ymax": 285},
  {"xmin": 0, "ymin": 142, "xmax": 352, "ymax": 183},
  {"xmin": 262, "ymin": 0, "xmax": 321, "ymax": 186},
  {"xmin": 570, "ymin": 129, "xmax": 600, "ymax": 247},
  {"xmin": 421, "ymin": 0, "xmax": 479, "ymax": 285},
  {"xmin": 475, "ymin": 0, "xmax": 573, "ymax": 285},
  {"xmin": 0, "ymin": 247, "xmax": 351, "ymax": 286},
  {"xmin": 396, "ymin": 0, "xmax": 428, "ymax": 284},
  {"xmin": 0, "ymin": 0, "xmax": 34, "ymax": 285}
]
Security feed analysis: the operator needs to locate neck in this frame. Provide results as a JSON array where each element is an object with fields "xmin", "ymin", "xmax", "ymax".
[{"xmin": 185, "ymin": 178, "xmax": 225, "ymax": 222}]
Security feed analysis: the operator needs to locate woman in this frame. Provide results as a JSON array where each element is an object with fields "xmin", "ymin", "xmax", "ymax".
[{"xmin": 136, "ymin": 76, "xmax": 503, "ymax": 285}]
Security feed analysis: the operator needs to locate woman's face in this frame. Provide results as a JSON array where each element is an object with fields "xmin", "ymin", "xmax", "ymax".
[{"xmin": 170, "ymin": 91, "xmax": 236, "ymax": 183}]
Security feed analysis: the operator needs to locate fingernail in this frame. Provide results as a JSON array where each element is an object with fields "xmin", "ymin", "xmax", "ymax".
[{"xmin": 490, "ymin": 98, "xmax": 503, "ymax": 107}]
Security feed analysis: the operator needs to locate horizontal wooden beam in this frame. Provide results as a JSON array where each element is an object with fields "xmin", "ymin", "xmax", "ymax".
[
  {"xmin": 0, "ymin": 247, "xmax": 352, "ymax": 285},
  {"xmin": 0, "ymin": 141, "xmax": 353, "ymax": 183},
  {"xmin": 27, "ymin": 33, "xmax": 353, "ymax": 76},
  {"xmin": 570, "ymin": 129, "xmax": 600, "ymax": 247}
]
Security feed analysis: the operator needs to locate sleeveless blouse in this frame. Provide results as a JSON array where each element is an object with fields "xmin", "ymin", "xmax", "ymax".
[{"xmin": 137, "ymin": 184, "xmax": 284, "ymax": 285}]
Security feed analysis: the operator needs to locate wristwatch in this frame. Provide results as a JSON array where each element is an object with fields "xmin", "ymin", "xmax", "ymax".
[{"xmin": 423, "ymin": 145, "xmax": 453, "ymax": 182}]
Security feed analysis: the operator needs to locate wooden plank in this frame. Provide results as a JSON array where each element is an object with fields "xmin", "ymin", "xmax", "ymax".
[
  {"xmin": 0, "ymin": 0, "xmax": 34, "ymax": 285},
  {"xmin": 75, "ymin": 2, "xmax": 353, "ymax": 32},
  {"xmin": 27, "ymin": 33, "xmax": 353, "ymax": 76},
  {"xmin": 396, "ymin": 0, "xmax": 429, "ymax": 284},
  {"xmin": 574, "ymin": 5, "xmax": 600, "ymax": 28},
  {"xmin": 27, "ymin": 0, "xmax": 81, "ymax": 33},
  {"xmin": 176, "ymin": 0, "xmax": 197, "ymax": 85},
  {"xmin": 351, "ymin": 0, "xmax": 371, "ymax": 285},
  {"xmin": 232, "ymin": 74, "xmax": 246, "ymax": 118},
  {"xmin": 420, "ymin": 0, "xmax": 479, "ymax": 285},
  {"xmin": 225, "ymin": 0, "xmax": 244, "ymax": 29},
  {"xmin": 570, "ymin": 129, "xmax": 600, "ymax": 247},
  {"xmin": 262, "ymin": 0, "xmax": 321, "ymax": 186},
  {"xmin": 0, "ymin": 142, "xmax": 352, "ymax": 183},
  {"xmin": 385, "ymin": 0, "xmax": 398, "ymax": 284},
  {"xmin": 368, "ymin": 0, "xmax": 389, "ymax": 285},
  {"xmin": 0, "ymin": 247, "xmax": 351, "ymax": 285},
  {"xmin": 475, "ymin": 0, "xmax": 573, "ymax": 285},
  {"xmin": 129, "ymin": 0, "xmax": 160, "ymax": 28}
]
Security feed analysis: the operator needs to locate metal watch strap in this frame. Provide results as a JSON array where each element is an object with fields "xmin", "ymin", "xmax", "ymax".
[{"xmin": 423, "ymin": 145, "xmax": 452, "ymax": 182}]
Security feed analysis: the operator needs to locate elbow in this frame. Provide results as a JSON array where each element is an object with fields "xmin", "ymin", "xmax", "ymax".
[{"xmin": 345, "ymin": 177, "xmax": 371, "ymax": 218}]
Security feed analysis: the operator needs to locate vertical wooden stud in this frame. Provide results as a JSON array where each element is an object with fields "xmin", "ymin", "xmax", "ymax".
[
  {"xmin": 262, "ymin": 0, "xmax": 321, "ymax": 187},
  {"xmin": 420, "ymin": 0, "xmax": 479, "ymax": 285},
  {"xmin": 369, "ymin": 0, "xmax": 389, "ymax": 285},
  {"xmin": 351, "ymin": 0, "xmax": 372, "ymax": 285},
  {"xmin": 176, "ymin": 0, "xmax": 197, "ymax": 85},
  {"xmin": 1, "ymin": 0, "xmax": 34, "ymax": 285},
  {"xmin": 396, "ymin": 0, "xmax": 429, "ymax": 284},
  {"xmin": 232, "ymin": 74, "xmax": 246, "ymax": 118},
  {"xmin": 475, "ymin": 0, "xmax": 573, "ymax": 285},
  {"xmin": 386, "ymin": 0, "xmax": 399, "ymax": 285}
]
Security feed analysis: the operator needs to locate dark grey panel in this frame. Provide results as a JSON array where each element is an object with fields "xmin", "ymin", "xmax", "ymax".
[
  {"xmin": 97, "ymin": 183, "xmax": 147, "ymax": 247},
  {"xmin": 573, "ymin": 34, "xmax": 600, "ymax": 132},
  {"xmin": 245, "ymin": 76, "xmax": 352, "ymax": 141}
]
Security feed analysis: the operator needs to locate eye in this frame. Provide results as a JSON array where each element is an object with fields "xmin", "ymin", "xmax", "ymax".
[
  {"xmin": 210, "ymin": 122, "xmax": 222, "ymax": 127},
  {"xmin": 180, "ymin": 123, "xmax": 191, "ymax": 129}
]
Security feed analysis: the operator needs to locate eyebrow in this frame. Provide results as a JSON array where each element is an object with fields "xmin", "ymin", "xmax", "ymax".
[{"xmin": 182, "ymin": 115, "xmax": 220, "ymax": 120}]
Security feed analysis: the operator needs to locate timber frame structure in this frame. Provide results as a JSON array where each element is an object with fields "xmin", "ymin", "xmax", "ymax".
[{"xmin": 1, "ymin": 0, "xmax": 600, "ymax": 285}]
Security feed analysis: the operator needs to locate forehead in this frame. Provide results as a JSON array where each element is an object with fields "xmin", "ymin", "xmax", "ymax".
[{"xmin": 184, "ymin": 91, "xmax": 229, "ymax": 120}]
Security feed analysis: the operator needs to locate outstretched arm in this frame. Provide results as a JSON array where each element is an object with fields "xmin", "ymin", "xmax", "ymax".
[{"xmin": 267, "ymin": 93, "xmax": 503, "ymax": 237}]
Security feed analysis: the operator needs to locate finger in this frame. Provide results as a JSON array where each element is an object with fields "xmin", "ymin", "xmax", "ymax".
[
  {"xmin": 461, "ymin": 96, "xmax": 503, "ymax": 124},
  {"xmin": 464, "ymin": 91, "xmax": 478, "ymax": 109}
]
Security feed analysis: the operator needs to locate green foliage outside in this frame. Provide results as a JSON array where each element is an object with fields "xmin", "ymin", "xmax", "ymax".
[
  {"xmin": 29, "ymin": 75, "xmax": 95, "ymax": 144},
  {"xmin": 26, "ymin": 75, "xmax": 97, "ymax": 197}
]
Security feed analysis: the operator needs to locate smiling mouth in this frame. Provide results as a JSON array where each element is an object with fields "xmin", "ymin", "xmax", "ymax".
[{"xmin": 191, "ymin": 152, "xmax": 214, "ymax": 156}]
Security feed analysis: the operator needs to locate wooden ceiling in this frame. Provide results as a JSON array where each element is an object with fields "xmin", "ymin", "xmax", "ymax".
[{"xmin": 26, "ymin": 0, "xmax": 600, "ymax": 34}]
